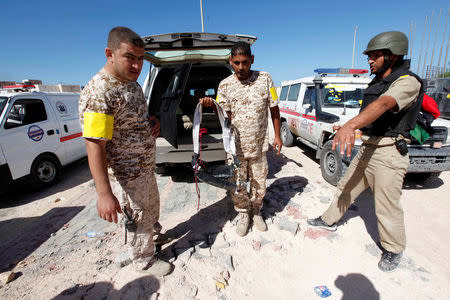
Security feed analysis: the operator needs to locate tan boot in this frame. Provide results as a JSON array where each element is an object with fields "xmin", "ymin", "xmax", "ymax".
[
  {"xmin": 253, "ymin": 214, "xmax": 267, "ymax": 231},
  {"xmin": 136, "ymin": 259, "xmax": 172, "ymax": 276},
  {"xmin": 235, "ymin": 212, "xmax": 250, "ymax": 237}
]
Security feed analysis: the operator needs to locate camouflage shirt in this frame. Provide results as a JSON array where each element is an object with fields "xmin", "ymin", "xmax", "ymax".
[
  {"xmin": 217, "ymin": 71, "xmax": 278, "ymax": 158},
  {"xmin": 79, "ymin": 69, "xmax": 155, "ymax": 181}
]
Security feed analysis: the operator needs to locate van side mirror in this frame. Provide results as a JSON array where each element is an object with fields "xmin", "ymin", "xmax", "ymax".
[{"xmin": 303, "ymin": 103, "xmax": 313, "ymax": 114}]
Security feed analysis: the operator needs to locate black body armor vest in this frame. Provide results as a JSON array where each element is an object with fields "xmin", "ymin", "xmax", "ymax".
[{"xmin": 360, "ymin": 62, "xmax": 424, "ymax": 138}]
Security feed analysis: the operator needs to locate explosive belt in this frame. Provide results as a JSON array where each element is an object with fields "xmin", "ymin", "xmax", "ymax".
[{"xmin": 191, "ymin": 101, "xmax": 245, "ymax": 192}]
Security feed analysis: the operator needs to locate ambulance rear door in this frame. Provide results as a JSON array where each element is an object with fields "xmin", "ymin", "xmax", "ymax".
[{"xmin": 47, "ymin": 94, "xmax": 86, "ymax": 164}]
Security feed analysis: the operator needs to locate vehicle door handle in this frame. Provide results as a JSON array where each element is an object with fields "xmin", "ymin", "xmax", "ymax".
[
  {"xmin": 64, "ymin": 124, "xmax": 68, "ymax": 133},
  {"xmin": 47, "ymin": 130, "xmax": 55, "ymax": 136}
]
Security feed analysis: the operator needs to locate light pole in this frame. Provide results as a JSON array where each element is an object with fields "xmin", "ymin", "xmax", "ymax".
[
  {"xmin": 200, "ymin": 0, "xmax": 205, "ymax": 32},
  {"xmin": 351, "ymin": 26, "xmax": 357, "ymax": 69}
]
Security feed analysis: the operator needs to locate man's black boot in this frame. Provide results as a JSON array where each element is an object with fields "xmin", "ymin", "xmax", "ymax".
[
  {"xmin": 378, "ymin": 250, "xmax": 403, "ymax": 272},
  {"xmin": 307, "ymin": 217, "xmax": 337, "ymax": 231}
]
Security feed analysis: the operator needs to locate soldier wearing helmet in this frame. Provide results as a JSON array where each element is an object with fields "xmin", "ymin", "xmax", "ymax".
[{"xmin": 308, "ymin": 31, "xmax": 423, "ymax": 272}]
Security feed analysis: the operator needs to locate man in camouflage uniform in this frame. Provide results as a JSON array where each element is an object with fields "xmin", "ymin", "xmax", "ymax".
[
  {"xmin": 79, "ymin": 26, "xmax": 171, "ymax": 276},
  {"xmin": 201, "ymin": 42, "xmax": 282, "ymax": 236}
]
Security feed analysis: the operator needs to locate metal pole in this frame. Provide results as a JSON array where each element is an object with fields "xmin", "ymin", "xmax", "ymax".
[
  {"xmin": 437, "ymin": 6, "xmax": 449, "ymax": 76},
  {"xmin": 443, "ymin": 31, "xmax": 450, "ymax": 76},
  {"xmin": 422, "ymin": 11, "xmax": 434, "ymax": 78},
  {"xmin": 417, "ymin": 15, "xmax": 428, "ymax": 74},
  {"xmin": 429, "ymin": 8, "xmax": 442, "ymax": 78},
  {"xmin": 408, "ymin": 21, "xmax": 413, "ymax": 58},
  {"xmin": 411, "ymin": 21, "xmax": 416, "ymax": 60},
  {"xmin": 351, "ymin": 26, "xmax": 357, "ymax": 68},
  {"xmin": 200, "ymin": 0, "xmax": 205, "ymax": 32}
]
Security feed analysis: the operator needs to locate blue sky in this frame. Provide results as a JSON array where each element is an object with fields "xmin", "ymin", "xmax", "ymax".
[{"xmin": 0, "ymin": 0, "xmax": 449, "ymax": 87}]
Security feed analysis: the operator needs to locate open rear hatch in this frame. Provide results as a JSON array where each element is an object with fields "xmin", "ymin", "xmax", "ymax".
[
  {"xmin": 143, "ymin": 32, "xmax": 256, "ymax": 65},
  {"xmin": 142, "ymin": 32, "xmax": 256, "ymax": 148}
]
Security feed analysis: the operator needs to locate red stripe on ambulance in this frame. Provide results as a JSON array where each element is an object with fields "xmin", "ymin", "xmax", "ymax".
[
  {"xmin": 60, "ymin": 132, "xmax": 82, "ymax": 142},
  {"xmin": 280, "ymin": 108, "xmax": 300, "ymax": 116},
  {"xmin": 301, "ymin": 114, "xmax": 317, "ymax": 121}
]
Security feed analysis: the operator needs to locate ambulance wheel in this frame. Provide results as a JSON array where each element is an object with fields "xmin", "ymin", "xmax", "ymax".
[
  {"xmin": 30, "ymin": 154, "xmax": 61, "ymax": 189},
  {"xmin": 281, "ymin": 121, "xmax": 294, "ymax": 147},
  {"xmin": 320, "ymin": 140, "xmax": 347, "ymax": 186},
  {"xmin": 406, "ymin": 172, "xmax": 441, "ymax": 182},
  {"xmin": 155, "ymin": 163, "xmax": 166, "ymax": 174},
  {"xmin": 418, "ymin": 172, "xmax": 441, "ymax": 180}
]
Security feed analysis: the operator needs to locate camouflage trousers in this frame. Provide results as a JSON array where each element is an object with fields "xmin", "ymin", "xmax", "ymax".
[
  {"xmin": 232, "ymin": 152, "xmax": 268, "ymax": 214},
  {"xmin": 110, "ymin": 171, "xmax": 160, "ymax": 270}
]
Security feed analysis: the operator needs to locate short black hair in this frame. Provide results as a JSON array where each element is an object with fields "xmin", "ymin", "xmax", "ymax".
[
  {"xmin": 231, "ymin": 41, "xmax": 252, "ymax": 57},
  {"xmin": 107, "ymin": 26, "xmax": 144, "ymax": 50}
]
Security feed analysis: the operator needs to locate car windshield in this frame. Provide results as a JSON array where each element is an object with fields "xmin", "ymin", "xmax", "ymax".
[
  {"xmin": 322, "ymin": 85, "xmax": 365, "ymax": 108},
  {"xmin": 0, "ymin": 97, "xmax": 8, "ymax": 116}
]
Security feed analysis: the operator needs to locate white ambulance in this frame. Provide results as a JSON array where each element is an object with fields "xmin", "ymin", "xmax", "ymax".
[
  {"xmin": 0, "ymin": 89, "xmax": 86, "ymax": 189},
  {"xmin": 279, "ymin": 68, "xmax": 371, "ymax": 184},
  {"xmin": 141, "ymin": 32, "xmax": 257, "ymax": 164}
]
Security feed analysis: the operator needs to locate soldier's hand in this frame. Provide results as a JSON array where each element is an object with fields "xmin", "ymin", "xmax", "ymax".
[
  {"xmin": 332, "ymin": 124, "xmax": 355, "ymax": 158},
  {"xmin": 332, "ymin": 125, "xmax": 341, "ymax": 132},
  {"xmin": 273, "ymin": 136, "xmax": 282, "ymax": 155},
  {"xmin": 199, "ymin": 97, "xmax": 215, "ymax": 108},
  {"xmin": 150, "ymin": 115, "xmax": 160, "ymax": 137},
  {"xmin": 97, "ymin": 192, "xmax": 122, "ymax": 223}
]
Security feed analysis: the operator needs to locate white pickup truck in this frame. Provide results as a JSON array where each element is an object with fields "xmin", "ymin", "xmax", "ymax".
[
  {"xmin": 0, "ymin": 91, "xmax": 86, "ymax": 189},
  {"xmin": 279, "ymin": 68, "xmax": 450, "ymax": 185}
]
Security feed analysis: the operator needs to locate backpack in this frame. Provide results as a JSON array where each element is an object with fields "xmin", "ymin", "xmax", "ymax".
[{"xmin": 410, "ymin": 93, "xmax": 440, "ymax": 144}]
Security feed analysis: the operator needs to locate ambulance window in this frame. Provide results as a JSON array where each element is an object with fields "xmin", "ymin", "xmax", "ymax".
[
  {"xmin": 322, "ymin": 87, "xmax": 365, "ymax": 108},
  {"xmin": 303, "ymin": 87, "xmax": 316, "ymax": 107},
  {"xmin": 4, "ymin": 99, "xmax": 47, "ymax": 129},
  {"xmin": 287, "ymin": 83, "xmax": 300, "ymax": 101},
  {"xmin": 279, "ymin": 86, "xmax": 289, "ymax": 101},
  {"xmin": 0, "ymin": 97, "xmax": 7, "ymax": 115}
]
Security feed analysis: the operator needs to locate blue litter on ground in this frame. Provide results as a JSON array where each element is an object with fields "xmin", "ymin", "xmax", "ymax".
[{"xmin": 314, "ymin": 285, "xmax": 332, "ymax": 298}]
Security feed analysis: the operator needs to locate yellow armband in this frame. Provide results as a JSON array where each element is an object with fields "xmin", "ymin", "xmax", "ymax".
[
  {"xmin": 270, "ymin": 87, "xmax": 278, "ymax": 101},
  {"xmin": 83, "ymin": 112, "xmax": 114, "ymax": 139},
  {"xmin": 216, "ymin": 94, "xmax": 220, "ymax": 103}
]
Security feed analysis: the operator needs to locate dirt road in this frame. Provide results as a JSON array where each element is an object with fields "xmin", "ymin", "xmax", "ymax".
[{"xmin": 0, "ymin": 142, "xmax": 449, "ymax": 299}]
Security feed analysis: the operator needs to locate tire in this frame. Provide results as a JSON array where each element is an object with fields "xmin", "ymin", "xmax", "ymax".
[
  {"xmin": 155, "ymin": 163, "xmax": 166, "ymax": 174},
  {"xmin": 406, "ymin": 172, "xmax": 441, "ymax": 182},
  {"xmin": 425, "ymin": 172, "xmax": 441, "ymax": 180},
  {"xmin": 281, "ymin": 121, "xmax": 294, "ymax": 147},
  {"xmin": 30, "ymin": 154, "xmax": 61, "ymax": 189},
  {"xmin": 320, "ymin": 140, "xmax": 346, "ymax": 186}
]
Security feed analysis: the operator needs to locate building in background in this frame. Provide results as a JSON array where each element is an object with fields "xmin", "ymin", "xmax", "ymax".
[{"xmin": 1, "ymin": 79, "xmax": 80, "ymax": 92}]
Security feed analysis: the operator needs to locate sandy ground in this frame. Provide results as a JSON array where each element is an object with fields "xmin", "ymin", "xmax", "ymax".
[{"xmin": 0, "ymin": 140, "xmax": 449, "ymax": 299}]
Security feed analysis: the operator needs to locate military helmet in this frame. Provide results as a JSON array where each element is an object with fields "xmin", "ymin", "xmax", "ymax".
[{"xmin": 363, "ymin": 31, "xmax": 408, "ymax": 56}]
